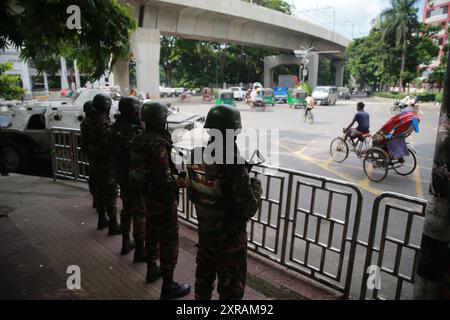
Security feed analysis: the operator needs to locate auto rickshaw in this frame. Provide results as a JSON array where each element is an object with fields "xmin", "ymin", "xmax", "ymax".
[
  {"xmin": 263, "ymin": 88, "xmax": 275, "ymax": 106},
  {"xmin": 288, "ymin": 88, "xmax": 307, "ymax": 109},
  {"xmin": 215, "ymin": 90, "xmax": 236, "ymax": 107}
]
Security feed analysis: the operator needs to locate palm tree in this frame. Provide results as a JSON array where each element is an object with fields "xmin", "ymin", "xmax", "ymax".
[{"xmin": 380, "ymin": 0, "xmax": 419, "ymax": 92}]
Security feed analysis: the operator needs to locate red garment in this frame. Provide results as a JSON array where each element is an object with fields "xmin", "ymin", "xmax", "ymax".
[{"xmin": 380, "ymin": 112, "xmax": 419, "ymax": 137}]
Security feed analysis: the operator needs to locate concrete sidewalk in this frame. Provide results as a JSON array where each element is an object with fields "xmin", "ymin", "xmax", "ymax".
[{"xmin": 0, "ymin": 174, "xmax": 339, "ymax": 300}]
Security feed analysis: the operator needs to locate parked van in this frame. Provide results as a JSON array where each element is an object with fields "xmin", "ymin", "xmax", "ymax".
[{"xmin": 312, "ymin": 86, "xmax": 338, "ymax": 105}]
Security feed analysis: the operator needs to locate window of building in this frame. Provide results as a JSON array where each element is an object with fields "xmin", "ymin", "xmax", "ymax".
[{"xmin": 427, "ymin": 5, "xmax": 449, "ymax": 18}]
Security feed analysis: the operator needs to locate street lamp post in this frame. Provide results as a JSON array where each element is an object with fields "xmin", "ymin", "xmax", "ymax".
[{"xmin": 294, "ymin": 47, "xmax": 313, "ymax": 86}]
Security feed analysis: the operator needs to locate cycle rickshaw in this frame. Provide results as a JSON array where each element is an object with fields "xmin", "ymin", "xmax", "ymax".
[{"xmin": 330, "ymin": 111, "xmax": 419, "ymax": 182}]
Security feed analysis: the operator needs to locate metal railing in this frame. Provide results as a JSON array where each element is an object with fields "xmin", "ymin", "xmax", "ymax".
[
  {"xmin": 358, "ymin": 192, "xmax": 426, "ymax": 300},
  {"xmin": 50, "ymin": 128, "xmax": 428, "ymax": 299}
]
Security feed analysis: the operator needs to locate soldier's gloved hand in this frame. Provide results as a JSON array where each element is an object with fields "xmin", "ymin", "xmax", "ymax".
[
  {"xmin": 176, "ymin": 177, "xmax": 188, "ymax": 189},
  {"xmin": 178, "ymin": 171, "xmax": 187, "ymax": 180}
]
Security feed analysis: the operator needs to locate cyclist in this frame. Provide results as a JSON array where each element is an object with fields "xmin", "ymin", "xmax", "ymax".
[
  {"xmin": 343, "ymin": 101, "xmax": 370, "ymax": 146},
  {"xmin": 305, "ymin": 94, "xmax": 315, "ymax": 120}
]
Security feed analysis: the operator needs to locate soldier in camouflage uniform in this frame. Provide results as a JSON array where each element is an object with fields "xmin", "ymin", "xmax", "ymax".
[
  {"xmin": 186, "ymin": 104, "xmax": 262, "ymax": 300},
  {"xmin": 129, "ymin": 102, "xmax": 191, "ymax": 300},
  {"xmin": 88, "ymin": 93, "xmax": 121, "ymax": 235},
  {"xmin": 80, "ymin": 101, "xmax": 96, "ymax": 208},
  {"xmin": 109, "ymin": 96, "xmax": 146, "ymax": 261}
]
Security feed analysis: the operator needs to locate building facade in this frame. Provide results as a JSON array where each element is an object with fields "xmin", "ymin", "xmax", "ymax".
[
  {"xmin": 423, "ymin": 0, "xmax": 450, "ymax": 68},
  {"xmin": 0, "ymin": 47, "xmax": 111, "ymax": 98}
]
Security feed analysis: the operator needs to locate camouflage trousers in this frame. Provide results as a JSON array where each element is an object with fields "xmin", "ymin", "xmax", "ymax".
[
  {"xmin": 90, "ymin": 159, "xmax": 118, "ymax": 218},
  {"xmin": 143, "ymin": 196, "xmax": 179, "ymax": 274},
  {"xmin": 118, "ymin": 177, "xmax": 145, "ymax": 240},
  {"xmin": 195, "ymin": 228, "xmax": 248, "ymax": 300}
]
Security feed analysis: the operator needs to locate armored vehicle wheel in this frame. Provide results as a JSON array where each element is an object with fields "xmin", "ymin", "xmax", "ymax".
[{"xmin": 3, "ymin": 140, "xmax": 31, "ymax": 173}]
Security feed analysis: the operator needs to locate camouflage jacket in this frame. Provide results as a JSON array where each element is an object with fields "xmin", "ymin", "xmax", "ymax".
[
  {"xmin": 129, "ymin": 131, "xmax": 182, "ymax": 202},
  {"xmin": 109, "ymin": 117, "xmax": 143, "ymax": 179},
  {"xmin": 87, "ymin": 113, "xmax": 112, "ymax": 162},
  {"xmin": 80, "ymin": 117, "xmax": 91, "ymax": 154},
  {"xmin": 187, "ymin": 147, "xmax": 262, "ymax": 227}
]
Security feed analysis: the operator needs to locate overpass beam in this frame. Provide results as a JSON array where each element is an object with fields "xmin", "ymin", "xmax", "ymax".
[
  {"xmin": 306, "ymin": 53, "xmax": 319, "ymax": 89},
  {"xmin": 131, "ymin": 28, "xmax": 161, "ymax": 98},
  {"xmin": 112, "ymin": 60, "xmax": 130, "ymax": 96},
  {"xmin": 333, "ymin": 60, "xmax": 346, "ymax": 87}
]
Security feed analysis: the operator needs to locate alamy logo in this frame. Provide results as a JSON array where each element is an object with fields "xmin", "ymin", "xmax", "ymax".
[
  {"xmin": 366, "ymin": 265, "xmax": 381, "ymax": 290},
  {"xmin": 66, "ymin": 265, "xmax": 81, "ymax": 290},
  {"xmin": 66, "ymin": 5, "xmax": 81, "ymax": 30}
]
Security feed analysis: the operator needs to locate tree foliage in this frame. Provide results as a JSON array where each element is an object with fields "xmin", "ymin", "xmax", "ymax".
[
  {"xmin": 346, "ymin": 1, "xmax": 439, "ymax": 92},
  {"xmin": 1, "ymin": 0, "xmax": 136, "ymax": 80},
  {"xmin": 241, "ymin": 0, "xmax": 292, "ymax": 14},
  {"xmin": 0, "ymin": 62, "xmax": 25, "ymax": 100}
]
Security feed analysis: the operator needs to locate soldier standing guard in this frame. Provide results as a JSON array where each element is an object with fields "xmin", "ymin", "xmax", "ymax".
[
  {"xmin": 80, "ymin": 101, "xmax": 97, "ymax": 208},
  {"xmin": 88, "ymin": 93, "xmax": 121, "ymax": 235},
  {"xmin": 186, "ymin": 104, "xmax": 262, "ymax": 300},
  {"xmin": 129, "ymin": 101, "xmax": 190, "ymax": 300},
  {"xmin": 109, "ymin": 96, "xmax": 146, "ymax": 261}
]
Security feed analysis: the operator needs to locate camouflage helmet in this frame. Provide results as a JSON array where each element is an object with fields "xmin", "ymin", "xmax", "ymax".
[
  {"xmin": 92, "ymin": 93, "xmax": 112, "ymax": 113},
  {"xmin": 140, "ymin": 101, "xmax": 170, "ymax": 125},
  {"xmin": 119, "ymin": 96, "xmax": 141, "ymax": 118},
  {"xmin": 83, "ymin": 101, "xmax": 95, "ymax": 117},
  {"xmin": 204, "ymin": 104, "xmax": 242, "ymax": 131}
]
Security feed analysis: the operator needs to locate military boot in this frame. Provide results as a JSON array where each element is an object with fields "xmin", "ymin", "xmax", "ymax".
[
  {"xmin": 108, "ymin": 219, "xmax": 122, "ymax": 235},
  {"xmin": 107, "ymin": 205, "xmax": 121, "ymax": 236},
  {"xmin": 145, "ymin": 263, "xmax": 162, "ymax": 283},
  {"xmin": 97, "ymin": 205, "xmax": 109, "ymax": 230},
  {"xmin": 160, "ymin": 282, "xmax": 191, "ymax": 300},
  {"xmin": 133, "ymin": 239, "xmax": 145, "ymax": 263},
  {"xmin": 120, "ymin": 232, "xmax": 135, "ymax": 255}
]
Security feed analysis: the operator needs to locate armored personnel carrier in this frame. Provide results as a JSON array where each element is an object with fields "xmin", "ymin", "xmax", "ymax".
[{"xmin": 0, "ymin": 88, "xmax": 204, "ymax": 172}]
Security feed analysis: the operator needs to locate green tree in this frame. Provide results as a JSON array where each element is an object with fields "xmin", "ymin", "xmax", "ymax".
[
  {"xmin": 1, "ymin": 0, "xmax": 136, "ymax": 80},
  {"xmin": 0, "ymin": 62, "xmax": 25, "ymax": 100},
  {"xmin": 380, "ymin": 0, "xmax": 419, "ymax": 92},
  {"xmin": 428, "ymin": 44, "xmax": 448, "ymax": 91},
  {"xmin": 241, "ymin": 0, "xmax": 292, "ymax": 14}
]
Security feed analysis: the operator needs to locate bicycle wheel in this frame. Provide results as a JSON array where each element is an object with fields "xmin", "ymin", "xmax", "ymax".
[
  {"xmin": 308, "ymin": 112, "xmax": 314, "ymax": 124},
  {"xmin": 390, "ymin": 106, "xmax": 399, "ymax": 114},
  {"xmin": 330, "ymin": 137, "xmax": 349, "ymax": 163},
  {"xmin": 393, "ymin": 148, "xmax": 417, "ymax": 176},
  {"xmin": 363, "ymin": 148, "xmax": 389, "ymax": 182}
]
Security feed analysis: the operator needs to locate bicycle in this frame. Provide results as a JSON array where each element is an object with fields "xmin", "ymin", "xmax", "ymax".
[
  {"xmin": 330, "ymin": 129, "xmax": 371, "ymax": 163},
  {"xmin": 330, "ymin": 130, "xmax": 417, "ymax": 182},
  {"xmin": 304, "ymin": 109, "xmax": 314, "ymax": 124}
]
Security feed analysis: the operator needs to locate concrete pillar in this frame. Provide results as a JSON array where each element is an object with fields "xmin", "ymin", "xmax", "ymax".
[
  {"xmin": 130, "ymin": 28, "xmax": 161, "ymax": 98},
  {"xmin": 112, "ymin": 60, "xmax": 130, "ymax": 95},
  {"xmin": 20, "ymin": 60, "xmax": 32, "ymax": 96},
  {"xmin": 333, "ymin": 60, "xmax": 346, "ymax": 87},
  {"xmin": 73, "ymin": 59, "xmax": 81, "ymax": 89},
  {"xmin": 306, "ymin": 53, "xmax": 319, "ymax": 89},
  {"xmin": 264, "ymin": 56, "xmax": 275, "ymax": 88},
  {"xmin": 43, "ymin": 72, "xmax": 49, "ymax": 96},
  {"xmin": 60, "ymin": 57, "xmax": 69, "ymax": 90}
]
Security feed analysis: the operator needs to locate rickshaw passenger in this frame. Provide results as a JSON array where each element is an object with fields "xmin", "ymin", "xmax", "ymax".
[
  {"xmin": 343, "ymin": 102, "xmax": 370, "ymax": 145},
  {"xmin": 373, "ymin": 110, "xmax": 420, "ymax": 162}
]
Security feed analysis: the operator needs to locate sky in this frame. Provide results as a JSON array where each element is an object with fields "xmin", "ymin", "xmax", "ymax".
[{"xmin": 291, "ymin": 0, "xmax": 426, "ymax": 39}]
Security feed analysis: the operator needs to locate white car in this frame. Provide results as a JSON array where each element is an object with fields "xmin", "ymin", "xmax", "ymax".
[
  {"xmin": 160, "ymin": 86, "xmax": 176, "ymax": 98},
  {"xmin": 230, "ymin": 87, "xmax": 246, "ymax": 101},
  {"xmin": 312, "ymin": 86, "xmax": 339, "ymax": 106}
]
